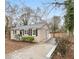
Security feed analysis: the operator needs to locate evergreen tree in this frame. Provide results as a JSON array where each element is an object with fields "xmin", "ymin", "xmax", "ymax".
[{"xmin": 64, "ymin": 0, "xmax": 74, "ymax": 33}]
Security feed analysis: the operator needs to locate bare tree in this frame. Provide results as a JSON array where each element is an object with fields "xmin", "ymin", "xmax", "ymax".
[
  {"xmin": 5, "ymin": 1, "xmax": 18, "ymax": 39},
  {"xmin": 19, "ymin": 7, "xmax": 46, "ymax": 25},
  {"xmin": 49, "ymin": 16, "xmax": 61, "ymax": 32},
  {"xmin": 31, "ymin": 7, "xmax": 48, "ymax": 24},
  {"xmin": 19, "ymin": 6, "xmax": 34, "ymax": 25}
]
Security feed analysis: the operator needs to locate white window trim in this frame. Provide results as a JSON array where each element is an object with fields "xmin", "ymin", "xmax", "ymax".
[
  {"xmin": 32, "ymin": 29, "xmax": 36, "ymax": 36},
  {"xmin": 13, "ymin": 30, "xmax": 16, "ymax": 34}
]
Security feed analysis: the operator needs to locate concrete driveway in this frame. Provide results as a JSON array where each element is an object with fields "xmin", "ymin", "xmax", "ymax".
[{"xmin": 6, "ymin": 38, "xmax": 57, "ymax": 59}]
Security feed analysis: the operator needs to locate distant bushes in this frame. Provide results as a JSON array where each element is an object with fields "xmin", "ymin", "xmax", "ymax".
[{"xmin": 22, "ymin": 36, "xmax": 34, "ymax": 42}]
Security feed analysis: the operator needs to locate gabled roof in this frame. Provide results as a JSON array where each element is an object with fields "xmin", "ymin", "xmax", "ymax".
[{"xmin": 12, "ymin": 21, "xmax": 48, "ymax": 30}]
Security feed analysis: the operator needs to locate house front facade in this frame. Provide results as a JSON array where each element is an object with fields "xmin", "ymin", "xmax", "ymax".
[{"xmin": 11, "ymin": 22, "xmax": 51, "ymax": 42}]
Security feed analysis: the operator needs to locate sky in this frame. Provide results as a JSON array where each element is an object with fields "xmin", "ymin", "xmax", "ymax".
[{"xmin": 6, "ymin": 0, "xmax": 65, "ymax": 23}]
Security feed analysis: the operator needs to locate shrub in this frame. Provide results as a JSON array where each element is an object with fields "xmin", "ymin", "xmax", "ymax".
[
  {"xmin": 15, "ymin": 34, "xmax": 20, "ymax": 40},
  {"xmin": 18, "ymin": 34, "xmax": 22, "ymax": 37},
  {"xmin": 22, "ymin": 36, "xmax": 34, "ymax": 42},
  {"xmin": 53, "ymin": 38, "xmax": 71, "ymax": 58}
]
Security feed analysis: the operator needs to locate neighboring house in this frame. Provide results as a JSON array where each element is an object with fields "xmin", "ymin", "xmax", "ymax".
[{"xmin": 11, "ymin": 22, "xmax": 51, "ymax": 42}]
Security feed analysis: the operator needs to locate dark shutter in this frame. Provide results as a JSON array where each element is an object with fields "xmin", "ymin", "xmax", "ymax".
[
  {"xmin": 36, "ymin": 29, "xmax": 38, "ymax": 36},
  {"xmin": 23, "ymin": 30, "xmax": 24, "ymax": 35},
  {"xmin": 20, "ymin": 30, "xmax": 22, "ymax": 36},
  {"xmin": 15, "ymin": 30, "xmax": 16, "ymax": 34}
]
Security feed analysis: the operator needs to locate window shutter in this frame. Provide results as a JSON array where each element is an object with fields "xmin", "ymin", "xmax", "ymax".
[
  {"xmin": 23, "ymin": 30, "xmax": 24, "ymax": 35},
  {"xmin": 15, "ymin": 30, "xmax": 16, "ymax": 34},
  {"xmin": 30, "ymin": 29, "xmax": 32, "ymax": 36},
  {"xmin": 36, "ymin": 29, "xmax": 38, "ymax": 36}
]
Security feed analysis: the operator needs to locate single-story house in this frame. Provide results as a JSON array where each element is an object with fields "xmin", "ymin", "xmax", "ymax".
[{"xmin": 11, "ymin": 22, "xmax": 51, "ymax": 42}]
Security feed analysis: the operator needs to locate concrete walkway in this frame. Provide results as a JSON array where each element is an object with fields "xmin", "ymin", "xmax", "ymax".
[{"xmin": 6, "ymin": 39, "xmax": 57, "ymax": 59}]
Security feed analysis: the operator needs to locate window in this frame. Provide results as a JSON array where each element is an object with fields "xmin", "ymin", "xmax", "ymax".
[
  {"xmin": 13, "ymin": 30, "xmax": 14, "ymax": 34},
  {"xmin": 27, "ymin": 29, "xmax": 38, "ymax": 36},
  {"xmin": 32, "ymin": 29, "xmax": 38, "ymax": 36},
  {"xmin": 27, "ymin": 29, "xmax": 32, "ymax": 36},
  {"xmin": 25, "ymin": 30, "xmax": 27, "ymax": 34},
  {"xmin": 21, "ymin": 30, "xmax": 24, "ymax": 35},
  {"xmin": 33, "ymin": 30, "xmax": 36, "ymax": 35},
  {"xmin": 13, "ymin": 30, "xmax": 16, "ymax": 34},
  {"xmin": 30, "ymin": 29, "xmax": 32, "ymax": 36}
]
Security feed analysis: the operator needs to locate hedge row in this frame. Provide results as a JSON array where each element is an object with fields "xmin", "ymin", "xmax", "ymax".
[{"xmin": 22, "ymin": 36, "xmax": 34, "ymax": 42}]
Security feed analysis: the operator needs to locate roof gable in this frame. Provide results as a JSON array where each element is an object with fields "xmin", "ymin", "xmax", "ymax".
[{"xmin": 12, "ymin": 22, "xmax": 48, "ymax": 30}]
